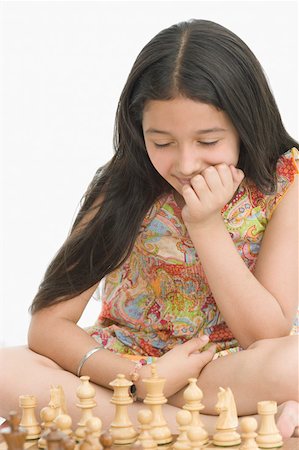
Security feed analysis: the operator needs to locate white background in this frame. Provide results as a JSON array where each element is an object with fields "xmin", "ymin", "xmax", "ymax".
[{"xmin": 0, "ymin": 0, "xmax": 298, "ymax": 347}]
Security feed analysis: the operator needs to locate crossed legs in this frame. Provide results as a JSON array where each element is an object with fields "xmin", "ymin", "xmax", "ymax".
[{"xmin": 0, "ymin": 336, "xmax": 298, "ymax": 436}]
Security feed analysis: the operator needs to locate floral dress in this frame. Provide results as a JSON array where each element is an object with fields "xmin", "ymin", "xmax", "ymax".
[{"xmin": 86, "ymin": 148, "xmax": 298, "ymax": 363}]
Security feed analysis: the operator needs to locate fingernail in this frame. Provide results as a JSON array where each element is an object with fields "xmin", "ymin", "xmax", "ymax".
[{"xmin": 201, "ymin": 335, "xmax": 209, "ymax": 343}]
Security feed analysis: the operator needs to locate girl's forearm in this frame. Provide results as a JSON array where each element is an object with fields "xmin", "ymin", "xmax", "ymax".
[
  {"xmin": 187, "ymin": 218, "xmax": 290, "ymax": 348},
  {"xmin": 28, "ymin": 316, "xmax": 137, "ymax": 388}
]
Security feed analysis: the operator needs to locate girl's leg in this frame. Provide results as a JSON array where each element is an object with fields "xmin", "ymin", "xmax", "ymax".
[
  {"xmin": 0, "ymin": 346, "xmax": 219, "ymax": 434},
  {"xmin": 168, "ymin": 335, "xmax": 298, "ymax": 436}
]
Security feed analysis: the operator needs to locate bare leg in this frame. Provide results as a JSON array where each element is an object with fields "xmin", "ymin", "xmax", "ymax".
[{"xmin": 168, "ymin": 335, "xmax": 299, "ymax": 437}]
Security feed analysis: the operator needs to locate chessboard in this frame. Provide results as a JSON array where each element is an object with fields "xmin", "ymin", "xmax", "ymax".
[
  {"xmin": 1, "ymin": 366, "xmax": 298, "ymax": 450},
  {"xmin": 0, "ymin": 434, "xmax": 298, "ymax": 450}
]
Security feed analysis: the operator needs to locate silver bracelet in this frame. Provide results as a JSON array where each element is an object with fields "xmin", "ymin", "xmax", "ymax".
[{"xmin": 76, "ymin": 346, "xmax": 102, "ymax": 377}]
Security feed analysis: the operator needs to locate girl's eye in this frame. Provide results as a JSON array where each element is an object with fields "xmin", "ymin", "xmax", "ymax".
[
  {"xmin": 154, "ymin": 143, "xmax": 171, "ymax": 148},
  {"xmin": 199, "ymin": 141, "xmax": 218, "ymax": 146}
]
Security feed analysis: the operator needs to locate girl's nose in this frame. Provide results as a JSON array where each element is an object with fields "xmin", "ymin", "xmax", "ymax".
[{"xmin": 175, "ymin": 144, "xmax": 203, "ymax": 177}]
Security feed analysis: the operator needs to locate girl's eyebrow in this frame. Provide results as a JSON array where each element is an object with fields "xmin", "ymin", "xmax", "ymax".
[{"xmin": 145, "ymin": 127, "xmax": 227, "ymax": 135}]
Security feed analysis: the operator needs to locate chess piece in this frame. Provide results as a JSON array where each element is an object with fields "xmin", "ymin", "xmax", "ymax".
[
  {"xmin": 212, "ymin": 387, "xmax": 241, "ymax": 446},
  {"xmin": 240, "ymin": 417, "xmax": 260, "ymax": 450},
  {"xmin": 187, "ymin": 427, "xmax": 207, "ymax": 450},
  {"xmin": 0, "ymin": 411, "xmax": 27, "ymax": 450},
  {"xmin": 62, "ymin": 436, "xmax": 76, "ymax": 450},
  {"xmin": 183, "ymin": 378, "xmax": 208, "ymax": 444},
  {"xmin": 48, "ymin": 386, "xmax": 68, "ymax": 418},
  {"xmin": 86, "ymin": 417, "xmax": 102, "ymax": 438},
  {"xmin": 109, "ymin": 373, "xmax": 137, "ymax": 444},
  {"xmin": 143, "ymin": 364, "xmax": 173, "ymax": 445},
  {"xmin": 46, "ymin": 425, "xmax": 68, "ymax": 450},
  {"xmin": 55, "ymin": 414, "xmax": 73, "ymax": 437},
  {"xmin": 99, "ymin": 431, "xmax": 113, "ymax": 450},
  {"xmin": 75, "ymin": 376, "xmax": 97, "ymax": 441},
  {"xmin": 83, "ymin": 417, "xmax": 103, "ymax": 450},
  {"xmin": 19, "ymin": 395, "xmax": 42, "ymax": 440},
  {"xmin": 173, "ymin": 409, "xmax": 192, "ymax": 450},
  {"xmin": 38, "ymin": 406, "xmax": 57, "ymax": 448},
  {"xmin": 136, "ymin": 409, "xmax": 157, "ymax": 449},
  {"xmin": 256, "ymin": 401, "xmax": 283, "ymax": 448}
]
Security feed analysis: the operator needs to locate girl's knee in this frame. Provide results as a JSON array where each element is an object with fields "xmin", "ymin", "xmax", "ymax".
[{"xmin": 249, "ymin": 335, "xmax": 298, "ymax": 399}]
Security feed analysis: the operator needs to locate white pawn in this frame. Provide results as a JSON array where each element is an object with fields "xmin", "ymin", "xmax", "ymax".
[
  {"xmin": 79, "ymin": 418, "xmax": 102, "ymax": 450},
  {"xmin": 240, "ymin": 417, "xmax": 260, "ymax": 450},
  {"xmin": 19, "ymin": 395, "xmax": 42, "ymax": 440},
  {"xmin": 137, "ymin": 409, "xmax": 154, "ymax": 443},
  {"xmin": 38, "ymin": 406, "xmax": 56, "ymax": 448},
  {"xmin": 173, "ymin": 410, "xmax": 192, "ymax": 450},
  {"xmin": 55, "ymin": 414, "xmax": 73, "ymax": 437},
  {"xmin": 187, "ymin": 427, "xmax": 207, "ymax": 450}
]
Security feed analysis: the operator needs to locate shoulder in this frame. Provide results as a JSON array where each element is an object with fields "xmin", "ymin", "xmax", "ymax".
[
  {"xmin": 243, "ymin": 148, "xmax": 298, "ymax": 220},
  {"xmin": 266, "ymin": 147, "xmax": 298, "ymax": 219}
]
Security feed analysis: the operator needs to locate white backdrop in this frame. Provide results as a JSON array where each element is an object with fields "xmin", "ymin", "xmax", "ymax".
[{"xmin": 1, "ymin": 0, "xmax": 298, "ymax": 347}]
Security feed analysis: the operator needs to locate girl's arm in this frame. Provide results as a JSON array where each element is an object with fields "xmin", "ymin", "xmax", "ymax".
[
  {"xmin": 28, "ymin": 284, "xmax": 215, "ymax": 397},
  {"xmin": 182, "ymin": 164, "xmax": 298, "ymax": 349},
  {"xmin": 28, "ymin": 285, "xmax": 136, "ymax": 388}
]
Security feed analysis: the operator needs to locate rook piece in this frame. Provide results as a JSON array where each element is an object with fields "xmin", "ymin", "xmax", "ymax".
[
  {"xmin": 19, "ymin": 395, "xmax": 41, "ymax": 440},
  {"xmin": 109, "ymin": 373, "xmax": 137, "ymax": 444},
  {"xmin": 143, "ymin": 364, "xmax": 172, "ymax": 445},
  {"xmin": 212, "ymin": 387, "xmax": 241, "ymax": 446},
  {"xmin": 240, "ymin": 417, "xmax": 260, "ymax": 450},
  {"xmin": 256, "ymin": 401, "xmax": 282, "ymax": 448}
]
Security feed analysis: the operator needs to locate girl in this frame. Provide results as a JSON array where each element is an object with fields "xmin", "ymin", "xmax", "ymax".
[{"xmin": 1, "ymin": 19, "xmax": 298, "ymax": 437}]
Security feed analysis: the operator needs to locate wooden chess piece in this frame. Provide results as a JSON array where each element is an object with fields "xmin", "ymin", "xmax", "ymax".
[
  {"xmin": 48, "ymin": 386, "xmax": 68, "ymax": 418},
  {"xmin": 55, "ymin": 414, "xmax": 73, "ymax": 437},
  {"xmin": 256, "ymin": 401, "xmax": 283, "ymax": 448},
  {"xmin": 38, "ymin": 406, "xmax": 57, "ymax": 448},
  {"xmin": 62, "ymin": 436, "xmax": 76, "ymax": 450},
  {"xmin": 136, "ymin": 409, "xmax": 157, "ymax": 449},
  {"xmin": 19, "ymin": 395, "xmax": 42, "ymax": 440},
  {"xmin": 0, "ymin": 411, "xmax": 27, "ymax": 450},
  {"xmin": 75, "ymin": 376, "xmax": 97, "ymax": 441},
  {"xmin": 212, "ymin": 387, "xmax": 241, "ymax": 446},
  {"xmin": 109, "ymin": 373, "xmax": 137, "ymax": 444},
  {"xmin": 143, "ymin": 364, "xmax": 173, "ymax": 445},
  {"xmin": 84, "ymin": 417, "xmax": 103, "ymax": 450},
  {"xmin": 99, "ymin": 431, "xmax": 113, "ymax": 450},
  {"xmin": 182, "ymin": 378, "xmax": 208, "ymax": 444},
  {"xmin": 173, "ymin": 409, "xmax": 192, "ymax": 450},
  {"xmin": 240, "ymin": 417, "xmax": 260, "ymax": 450},
  {"xmin": 46, "ymin": 425, "xmax": 68, "ymax": 450},
  {"xmin": 187, "ymin": 427, "xmax": 207, "ymax": 450}
]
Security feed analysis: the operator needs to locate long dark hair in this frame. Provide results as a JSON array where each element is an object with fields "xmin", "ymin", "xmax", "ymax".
[{"xmin": 30, "ymin": 19, "xmax": 298, "ymax": 313}]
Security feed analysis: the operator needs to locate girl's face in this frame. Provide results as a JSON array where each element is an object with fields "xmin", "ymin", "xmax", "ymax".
[{"xmin": 142, "ymin": 96, "xmax": 240, "ymax": 202}]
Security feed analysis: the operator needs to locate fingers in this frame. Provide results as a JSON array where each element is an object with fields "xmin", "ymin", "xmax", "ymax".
[
  {"xmin": 230, "ymin": 165, "xmax": 245, "ymax": 189},
  {"xmin": 180, "ymin": 335, "xmax": 210, "ymax": 355}
]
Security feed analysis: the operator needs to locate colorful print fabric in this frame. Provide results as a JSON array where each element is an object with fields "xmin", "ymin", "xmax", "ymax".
[{"xmin": 86, "ymin": 148, "xmax": 298, "ymax": 361}]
